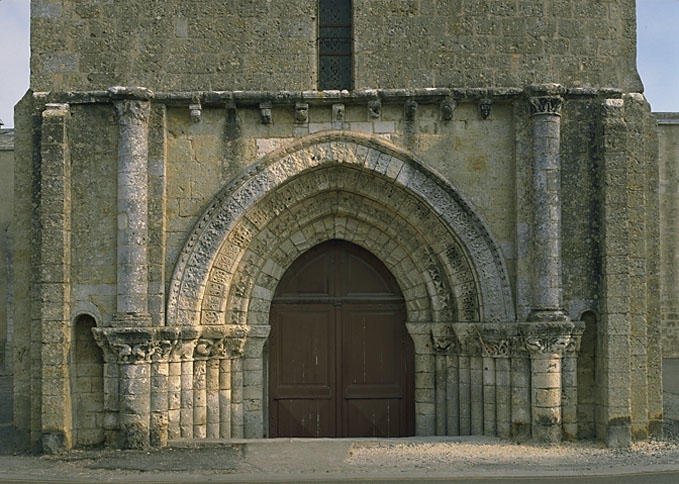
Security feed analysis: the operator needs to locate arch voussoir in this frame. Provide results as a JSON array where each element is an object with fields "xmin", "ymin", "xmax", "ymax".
[
  {"xmin": 163, "ymin": 131, "xmax": 518, "ymax": 442},
  {"xmin": 168, "ymin": 132, "xmax": 514, "ymax": 330}
]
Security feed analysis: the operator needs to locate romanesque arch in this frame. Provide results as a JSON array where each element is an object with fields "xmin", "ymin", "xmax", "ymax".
[
  {"xmin": 167, "ymin": 131, "xmax": 514, "ymax": 328},
  {"xmin": 165, "ymin": 131, "xmax": 516, "ymax": 438}
]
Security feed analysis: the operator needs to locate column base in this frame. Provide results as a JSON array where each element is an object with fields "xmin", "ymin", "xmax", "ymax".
[
  {"xmin": 120, "ymin": 413, "xmax": 150, "ymax": 449},
  {"xmin": 150, "ymin": 412, "xmax": 168, "ymax": 447},
  {"xmin": 41, "ymin": 431, "xmax": 70, "ymax": 454},
  {"xmin": 605, "ymin": 418, "xmax": 631, "ymax": 448},
  {"xmin": 533, "ymin": 423, "xmax": 562, "ymax": 443}
]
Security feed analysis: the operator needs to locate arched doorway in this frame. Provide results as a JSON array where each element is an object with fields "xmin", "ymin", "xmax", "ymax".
[{"xmin": 268, "ymin": 240, "xmax": 415, "ymax": 437}]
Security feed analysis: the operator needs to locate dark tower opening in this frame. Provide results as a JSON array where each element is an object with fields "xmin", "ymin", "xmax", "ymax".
[{"xmin": 318, "ymin": 0, "xmax": 353, "ymax": 90}]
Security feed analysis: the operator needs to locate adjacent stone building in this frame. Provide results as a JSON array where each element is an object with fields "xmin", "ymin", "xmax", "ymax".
[{"xmin": 5, "ymin": 0, "xmax": 672, "ymax": 452}]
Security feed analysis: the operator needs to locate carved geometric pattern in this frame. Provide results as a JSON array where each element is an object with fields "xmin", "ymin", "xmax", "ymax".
[
  {"xmin": 166, "ymin": 132, "xmax": 516, "ymax": 330},
  {"xmin": 529, "ymin": 96, "xmax": 563, "ymax": 116}
]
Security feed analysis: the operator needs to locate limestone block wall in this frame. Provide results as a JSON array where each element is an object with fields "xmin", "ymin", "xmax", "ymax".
[
  {"xmin": 657, "ymin": 113, "xmax": 679, "ymax": 437},
  {"xmin": 658, "ymin": 113, "xmax": 679, "ymax": 359},
  {"xmin": 9, "ymin": 86, "xmax": 663, "ymax": 451},
  {"xmin": 0, "ymin": 128, "xmax": 13, "ymax": 374},
  {"xmin": 29, "ymin": 0, "xmax": 642, "ymax": 93}
]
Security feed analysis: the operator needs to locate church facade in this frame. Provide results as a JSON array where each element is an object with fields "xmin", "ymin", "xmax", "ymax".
[{"xmin": 8, "ymin": 0, "xmax": 665, "ymax": 452}]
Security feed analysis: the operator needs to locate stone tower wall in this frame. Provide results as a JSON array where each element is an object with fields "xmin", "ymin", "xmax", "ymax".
[
  {"xmin": 0, "ymin": 129, "xmax": 13, "ymax": 375},
  {"xmin": 30, "ymin": 0, "xmax": 642, "ymax": 92}
]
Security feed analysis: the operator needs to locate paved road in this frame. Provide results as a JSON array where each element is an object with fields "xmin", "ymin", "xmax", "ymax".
[
  {"xmin": 2, "ymin": 472, "xmax": 679, "ymax": 484},
  {"xmin": 1, "ymin": 438, "xmax": 678, "ymax": 483}
]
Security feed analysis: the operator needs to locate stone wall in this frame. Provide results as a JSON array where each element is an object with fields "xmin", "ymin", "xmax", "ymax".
[
  {"xmin": 0, "ymin": 128, "xmax": 13, "ymax": 375},
  {"xmin": 658, "ymin": 113, "xmax": 679, "ymax": 359},
  {"xmin": 0, "ymin": 128, "xmax": 14, "ymax": 453},
  {"xmin": 9, "ymin": 84, "xmax": 665, "ymax": 451},
  {"xmin": 29, "ymin": 0, "xmax": 642, "ymax": 93},
  {"xmin": 657, "ymin": 113, "xmax": 679, "ymax": 437}
]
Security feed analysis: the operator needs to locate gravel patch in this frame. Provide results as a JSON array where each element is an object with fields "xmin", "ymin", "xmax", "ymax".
[{"xmin": 0, "ymin": 438, "xmax": 678, "ymax": 482}]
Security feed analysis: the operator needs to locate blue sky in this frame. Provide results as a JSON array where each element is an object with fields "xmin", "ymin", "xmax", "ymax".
[{"xmin": 1, "ymin": 0, "xmax": 678, "ymax": 128}]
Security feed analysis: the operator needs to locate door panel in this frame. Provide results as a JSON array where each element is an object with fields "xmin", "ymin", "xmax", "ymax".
[
  {"xmin": 269, "ymin": 304, "xmax": 336, "ymax": 437},
  {"xmin": 342, "ymin": 304, "xmax": 403, "ymax": 387},
  {"xmin": 269, "ymin": 240, "xmax": 414, "ymax": 438},
  {"xmin": 274, "ymin": 398, "xmax": 335, "ymax": 437},
  {"xmin": 272, "ymin": 305, "xmax": 334, "ymax": 390},
  {"xmin": 344, "ymin": 398, "xmax": 402, "ymax": 437}
]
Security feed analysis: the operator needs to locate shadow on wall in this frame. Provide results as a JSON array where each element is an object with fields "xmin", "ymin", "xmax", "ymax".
[
  {"xmin": 663, "ymin": 358, "xmax": 679, "ymax": 439},
  {"xmin": 71, "ymin": 314, "xmax": 104, "ymax": 447},
  {"xmin": 577, "ymin": 310, "xmax": 597, "ymax": 439}
]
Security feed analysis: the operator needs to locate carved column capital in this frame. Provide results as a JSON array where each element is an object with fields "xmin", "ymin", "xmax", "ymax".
[
  {"xmin": 525, "ymin": 83, "xmax": 565, "ymax": 116},
  {"xmin": 431, "ymin": 323, "xmax": 459, "ymax": 354},
  {"xmin": 529, "ymin": 96, "xmax": 563, "ymax": 116},
  {"xmin": 477, "ymin": 327, "xmax": 513, "ymax": 358},
  {"xmin": 194, "ymin": 338, "xmax": 215, "ymax": 360},
  {"xmin": 109, "ymin": 87, "xmax": 153, "ymax": 124},
  {"xmin": 200, "ymin": 325, "xmax": 251, "ymax": 359},
  {"xmin": 112, "ymin": 99, "xmax": 151, "ymax": 124},
  {"xmin": 564, "ymin": 321, "xmax": 586, "ymax": 355},
  {"xmin": 169, "ymin": 328, "xmax": 200, "ymax": 362},
  {"xmin": 93, "ymin": 327, "xmax": 156, "ymax": 364},
  {"xmin": 151, "ymin": 328, "xmax": 181, "ymax": 363},
  {"xmin": 519, "ymin": 321, "xmax": 577, "ymax": 357}
]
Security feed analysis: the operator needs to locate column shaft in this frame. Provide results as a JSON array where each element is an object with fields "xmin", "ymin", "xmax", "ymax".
[
  {"xmin": 561, "ymin": 353, "xmax": 578, "ymax": 440},
  {"xmin": 446, "ymin": 355, "xmax": 460, "ymax": 436},
  {"xmin": 482, "ymin": 356, "xmax": 496, "ymax": 436},
  {"xmin": 231, "ymin": 358, "xmax": 244, "ymax": 438},
  {"xmin": 458, "ymin": 355, "xmax": 471, "ymax": 435},
  {"xmin": 495, "ymin": 357, "xmax": 511, "ymax": 439},
  {"xmin": 435, "ymin": 353, "xmax": 447, "ymax": 436},
  {"xmin": 110, "ymin": 88, "xmax": 153, "ymax": 325},
  {"xmin": 510, "ymin": 355, "xmax": 531, "ymax": 440},
  {"xmin": 167, "ymin": 360, "xmax": 181, "ymax": 440},
  {"xmin": 528, "ymin": 90, "xmax": 568, "ymax": 322},
  {"xmin": 470, "ymin": 356, "xmax": 483, "ymax": 435},
  {"xmin": 219, "ymin": 358, "xmax": 232, "ymax": 438},
  {"xmin": 180, "ymin": 359, "xmax": 194, "ymax": 438},
  {"xmin": 206, "ymin": 357, "xmax": 220, "ymax": 438},
  {"xmin": 530, "ymin": 353, "xmax": 562, "ymax": 442},
  {"xmin": 193, "ymin": 359, "xmax": 207, "ymax": 439},
  {"xmin": 150, "ymin": 360, "xmax": 169, "ymax": 447},
  {"xmin": 119, "ymin": 362, "xmax": 151, "ymax": 449}
]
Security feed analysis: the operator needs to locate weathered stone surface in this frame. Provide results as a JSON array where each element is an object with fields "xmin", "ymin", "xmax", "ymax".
[
  {"xmin": 4, "ymin": 0, "xmax": 668, "ymax": 454},
  {"xmin": 28, "ymin": 1, "xmax": 642, "ymax": 93}
]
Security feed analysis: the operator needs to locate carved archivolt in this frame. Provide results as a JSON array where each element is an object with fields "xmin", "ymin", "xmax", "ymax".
[{"xmin": 166, "ymin": 131, "xmax": 515, "ymax": 328}]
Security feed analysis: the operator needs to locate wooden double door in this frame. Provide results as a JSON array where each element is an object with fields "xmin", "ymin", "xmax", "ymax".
[{"xmin": 268, "ymin": 240, "xmax": 415, "ymax": 437}]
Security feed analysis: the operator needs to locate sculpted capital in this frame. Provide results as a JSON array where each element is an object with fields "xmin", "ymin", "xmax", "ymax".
[
  {"xmin": 431, "ymin": 324, "xmax": 459, "ymax": 354},
  {"xmin": 113, "ymin": 99, "xmax": 151, "ymax": 124},
  {"xmin": 529, "ymin": 96, "xmax": 563, "ymax": 116},
  {"xmin": 519, "ymin": 321, "xmax": 576, "ymax": 357}
]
